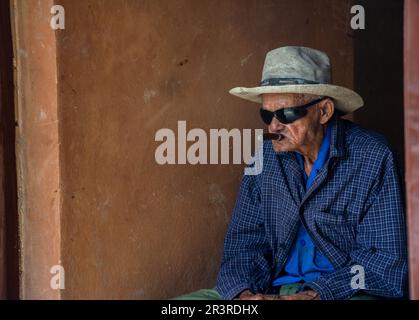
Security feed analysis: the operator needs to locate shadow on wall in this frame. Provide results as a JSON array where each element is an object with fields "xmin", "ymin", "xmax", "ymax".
[{"xmin": 353, "ymin": 0, "xmax": 404, "ymax": 166}]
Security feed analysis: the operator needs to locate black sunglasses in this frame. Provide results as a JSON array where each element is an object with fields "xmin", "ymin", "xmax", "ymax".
[{"xmin": 260, "ymin": 97, "xmax": 327, "ymax": 125}]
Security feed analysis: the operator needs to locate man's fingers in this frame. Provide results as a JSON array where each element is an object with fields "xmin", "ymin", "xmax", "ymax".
[
  {"xmin": 260, "ymin": 294, "xmax": 281, "ymax": 300},
  {"xmin": 240, "ymin": 290, "xmax": 320, "ymax": 300},
  {"xmin": 301, "ymin": 290, "xmax": 318, "ymax": 297},
  {"xmin": 239, "ymin": 294, "xmax": 264, "ymax": 300},
  {"xmin": 277, "ymin": 292, "xmax": 319, "ymax": 300}
]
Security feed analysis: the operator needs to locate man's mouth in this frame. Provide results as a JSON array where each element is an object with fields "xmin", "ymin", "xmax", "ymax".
[{"xmin": 263, "ymin": 133, "xmax": 284, "ymax": 141}]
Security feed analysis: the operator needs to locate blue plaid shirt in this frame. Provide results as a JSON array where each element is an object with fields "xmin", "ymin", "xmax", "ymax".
[
  {"xmin": 272, "ymin": 122, "xmax": 334, "ymax": 286},
  {"xmin": 217, "ymin": 116, "xmax": 407, "ymax": 300}
]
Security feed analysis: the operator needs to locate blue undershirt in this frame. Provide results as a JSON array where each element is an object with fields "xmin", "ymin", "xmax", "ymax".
[{"xmin": 272, "ymin": 123, "xmax": 334, "ymax": 287}]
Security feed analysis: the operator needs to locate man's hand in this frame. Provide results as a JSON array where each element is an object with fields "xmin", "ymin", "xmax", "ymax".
[
  {"xmin": 236, "ymin": 290, "xmax": 264, "ymax": 300},
  {"xmin": 277, "ymin": 290, "xmax": 320, "ymax": 300},
  {"xmin": 236, "ymin": 289, "xmax": 320, "ymax": 300}
]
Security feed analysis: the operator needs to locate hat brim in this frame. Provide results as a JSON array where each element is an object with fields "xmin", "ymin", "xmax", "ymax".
[{"xmin": 229, "ymin": 84, "xmax": 363, "ymax": 114}]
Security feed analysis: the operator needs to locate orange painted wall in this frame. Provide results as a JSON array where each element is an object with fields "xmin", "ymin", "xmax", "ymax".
[
  {"xmin": 56, "ymin": 0, "xmax": 354, "ymax": 299},
  {"xmin": 14, "ymin": 0, "xmax": 355, "ymax": 299},
  {"xmin": 12, "ymin": 0, "xmax": 61, "ymax": 299}
]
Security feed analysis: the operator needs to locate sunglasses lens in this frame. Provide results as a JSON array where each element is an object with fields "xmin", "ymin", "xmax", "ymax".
[
  {"xmin": 260, "ymin": 106, "xmax": 309, "ymax": 125},
  {"xmin": 260, "ymin": 108, "xmax": 274, "ymax": 125},
  {"xmin": 281, "ymin": 108, "xmax": 307, "ymax": 124}
]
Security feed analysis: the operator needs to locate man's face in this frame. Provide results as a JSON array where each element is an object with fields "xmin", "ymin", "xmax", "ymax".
[{"xmin": 262, "ymin": 93, "xmax": 324, "ymax": 153}]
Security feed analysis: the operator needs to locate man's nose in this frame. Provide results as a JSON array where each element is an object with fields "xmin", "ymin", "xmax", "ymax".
[{"xmin": 269, "ymin": 117, "xmax": 285, "ymax": 132}]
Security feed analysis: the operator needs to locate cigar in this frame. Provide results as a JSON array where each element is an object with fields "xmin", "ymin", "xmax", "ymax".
[{"xmin": 263, "ymin": 133, "xmax": 280, "ymax": 141}]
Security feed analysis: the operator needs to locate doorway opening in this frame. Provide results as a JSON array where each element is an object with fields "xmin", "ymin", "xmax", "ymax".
[{"xmin": 0, "ymin": 0, "xmax": 20, "ymax": 300}]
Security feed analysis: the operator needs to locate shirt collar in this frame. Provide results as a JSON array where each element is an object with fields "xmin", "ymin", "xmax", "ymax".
[
  {"xmin": 295, "ymin": 116, "xmax": 333, "ymax": 165},
  {"xmin": 329, "ymin": 113, "xmax": 346, "ymax": 159},
  {"xmin": 295, "ymin": 119, "xmax": 332, "ymax": 175},
  {"xmin": 316, "ymin": 120, "xmax": 332, "ymax": 165}
]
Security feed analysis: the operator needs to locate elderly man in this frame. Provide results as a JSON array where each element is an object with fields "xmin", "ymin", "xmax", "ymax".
[{"xmin": 177, "ymin": 46, "xmax": 407, "ymax": 300}]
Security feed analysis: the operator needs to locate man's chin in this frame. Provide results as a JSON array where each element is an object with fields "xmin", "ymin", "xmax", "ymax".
[{"xmin": 271, "ymin": 140, "xmax": 292, "ymax": 153}]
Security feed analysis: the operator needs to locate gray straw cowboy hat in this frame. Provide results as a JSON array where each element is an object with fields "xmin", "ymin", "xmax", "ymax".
[{"xmin": 229, "ymin": 46, "xmax": 364, "ymax": 114}]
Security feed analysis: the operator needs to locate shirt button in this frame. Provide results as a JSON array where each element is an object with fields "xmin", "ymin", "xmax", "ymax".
[{"xmin": 300, "ymin": 240, "xmax": 306, "ymax": 246}]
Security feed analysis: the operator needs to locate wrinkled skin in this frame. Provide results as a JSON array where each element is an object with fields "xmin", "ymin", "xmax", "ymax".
[{"xmin": 263, "ymin": 93, "xmax": 335, "ymax": 176}]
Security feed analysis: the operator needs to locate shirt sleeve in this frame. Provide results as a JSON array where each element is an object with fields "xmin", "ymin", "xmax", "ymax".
[
  {"xmin": 304, "ymin": 151, "xmax": 408, "ymax": 299},
  {"xmin": 216, "ymin": 173, "xmax": 272, "ymax": 300}
]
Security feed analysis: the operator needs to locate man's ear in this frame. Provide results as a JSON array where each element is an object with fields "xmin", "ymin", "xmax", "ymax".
[{"xmin": 319, "ymin": 98, "xmax": 335, "ymax": 125}]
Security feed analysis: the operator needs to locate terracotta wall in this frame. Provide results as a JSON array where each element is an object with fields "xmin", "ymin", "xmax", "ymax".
[
  {"xmin": 14, "ymin": 0, "xmax": 355, "ymax": 299},
  {"xmin": 404, "ymin": 0, "xmax": 419, "ymax": 300},
  {"xmin": 11, "ymin": 0, "xmax": 61, "ymax": 299}
]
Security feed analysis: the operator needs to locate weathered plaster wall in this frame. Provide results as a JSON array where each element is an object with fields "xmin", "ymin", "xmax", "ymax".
[
  {"xmin": 12, "ymin": 0, "xmax": 355, "ymax": 299},
  {"xmin": 56, "ymin": 0, "xmax": 355, "ymax": 299}
]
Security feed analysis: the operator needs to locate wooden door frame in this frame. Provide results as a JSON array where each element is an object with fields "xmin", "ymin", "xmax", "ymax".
[{"xmin": 404, "ymin": 0, "xmax": 419, "ymax": 300}]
